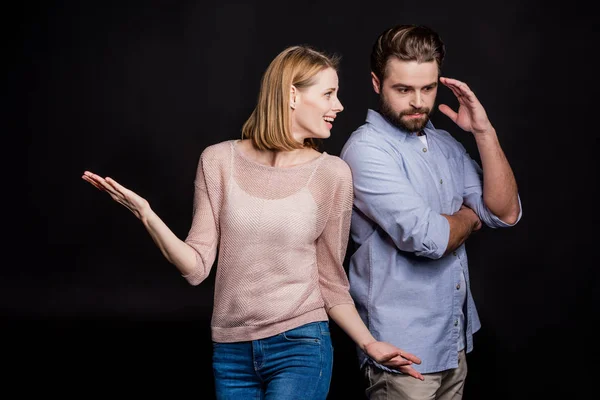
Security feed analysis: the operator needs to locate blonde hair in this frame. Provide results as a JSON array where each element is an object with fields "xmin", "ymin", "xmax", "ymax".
[{"xmin": 241, "ymin": 45, "xmax": 340, "ymax": 151}]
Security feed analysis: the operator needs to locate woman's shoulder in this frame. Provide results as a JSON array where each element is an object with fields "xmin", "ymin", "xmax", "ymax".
[
  {"xmin": 317, "ymin": 153, "xmax": 352, "ymax": 187},
  {"xmin": 201, "ymin": 139, "xmax": 236, "ymax": 162},
  {"xmin": 320, "ymin": 153, "xmax": 352, "ymax": 177}
]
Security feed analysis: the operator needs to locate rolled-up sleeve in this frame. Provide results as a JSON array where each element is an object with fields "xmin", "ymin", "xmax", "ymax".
[
  {"xmin": 462, "ymin": 151, "xmax": 523, "ymax": 228},
  {"xmin": 342, "ymin": 141, "xmax": 449, "ymax": 259}
]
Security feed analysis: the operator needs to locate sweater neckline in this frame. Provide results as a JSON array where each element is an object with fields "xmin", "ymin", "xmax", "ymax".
[{"xmin": 232, "ymin": 140, "xmax": 327, "ymax": 170}]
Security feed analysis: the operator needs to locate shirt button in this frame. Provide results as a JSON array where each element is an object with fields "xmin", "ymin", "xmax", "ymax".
[
  {"xmin": 422, "ymin": 148, "xmax": 427, "ymax": 152},
  {"xmin": 456, "ymin": 283, "xmax": 460, "ymax": 290},
  {"xmin": 454, "ymin": 320, "xmax": 458, "ymax": 326},
  {"xmin": 440, "ymin": 179, "xmax": 443, "ymax": 184},
  {"xmin": 453, "ymin": 251, "xmax": 457, "ymax": 256}
]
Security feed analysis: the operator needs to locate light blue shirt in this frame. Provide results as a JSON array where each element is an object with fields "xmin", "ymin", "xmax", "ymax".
[{"xmin": 340, "ymin": 110, "xmax": 522, "ymax": 374}]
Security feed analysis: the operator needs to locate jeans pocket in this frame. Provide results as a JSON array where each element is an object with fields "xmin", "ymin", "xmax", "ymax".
[{"xmin": 281, "ymin": 322, "xmax": 322, "ymax": 343}]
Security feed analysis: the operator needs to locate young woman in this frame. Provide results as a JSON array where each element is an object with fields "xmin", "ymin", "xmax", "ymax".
[{"xmin": 82, "ymin": 45, "xmax": 423, "ymax": 399}]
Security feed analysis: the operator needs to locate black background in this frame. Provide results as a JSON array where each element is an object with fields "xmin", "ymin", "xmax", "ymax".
[{"xmin": 14, "ymin": 0, "xmax": 597, "ymax": 398}]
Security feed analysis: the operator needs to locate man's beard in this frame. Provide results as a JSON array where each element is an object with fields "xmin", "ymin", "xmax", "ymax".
[{"xmin": 379, "ymin": 96, "xmax": 433, "ymax": 133}]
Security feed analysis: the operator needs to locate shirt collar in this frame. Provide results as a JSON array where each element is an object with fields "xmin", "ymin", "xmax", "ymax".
[{"xmin": 366, "ymin": 109, "xmax": 435, "ymax": 143}]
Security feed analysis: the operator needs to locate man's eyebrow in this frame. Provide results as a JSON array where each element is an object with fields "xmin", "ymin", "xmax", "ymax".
[{"xmin": 390, "ymin": 82, "xmax": 438, "ymax": 89}]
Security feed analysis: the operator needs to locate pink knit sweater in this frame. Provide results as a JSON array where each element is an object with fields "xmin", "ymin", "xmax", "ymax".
[{"xmin": 183, "ymin": 140, "xmax": 355, "ymax": 342}]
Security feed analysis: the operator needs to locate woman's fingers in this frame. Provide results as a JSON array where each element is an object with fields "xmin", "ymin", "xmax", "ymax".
[
  {"xmin": 82, "ymin": 171, "xmax": 123, "ymax": 200},
  {"xmin": 399, "ymin": 365, "xmax": 424, "ymax": 381},
  {"xmin": 82, "ymin": 174, "xmax": 105, "ymax": 191},
  {"xmin": 398, "ymin": 350, "xmax": 421, "ymax": 364}
]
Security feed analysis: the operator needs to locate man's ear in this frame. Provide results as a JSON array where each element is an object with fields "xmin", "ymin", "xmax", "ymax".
[
  {"xmin": 371, "ymin": 72, "xmax": 381, "ymax": 94},
  {"xmin": 290, "ymin": 85, "xmax": 297, "ymax": 109}
]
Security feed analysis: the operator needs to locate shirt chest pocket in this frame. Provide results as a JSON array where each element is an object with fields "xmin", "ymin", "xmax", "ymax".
[{"xmin": 444, "ymin": 156, "xmax": 465, "ymax": 198}]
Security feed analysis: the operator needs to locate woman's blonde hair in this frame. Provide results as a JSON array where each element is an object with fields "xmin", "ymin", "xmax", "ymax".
[{"xmin": 241, "ymin": 45, "xmax": 340, "ymax": 151}]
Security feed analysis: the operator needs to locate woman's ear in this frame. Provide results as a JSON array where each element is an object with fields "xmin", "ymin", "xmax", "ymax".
[{"xmin": 290, "ymin": 85, "xmax": 297, "ymax": 109}]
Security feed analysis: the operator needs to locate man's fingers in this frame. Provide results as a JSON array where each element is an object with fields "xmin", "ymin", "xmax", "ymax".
[
  {"xmin": 441, "ymin": 77, "xmax": 476, "ymax": 106},
  {"xmin": 440, "ymin": 77, "xmax": 463, "ymax": 92},
  {"xmin": 441, "ymin": 77, "xmax": 469, "ymax": 92},
  {"xmin": 438, "ymin": 104, "xmax": 457, "ymax": 123}
]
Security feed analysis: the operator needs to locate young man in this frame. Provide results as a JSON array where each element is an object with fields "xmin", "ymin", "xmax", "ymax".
[{"xmin": 340, "ymin": 24, "xmax": 522, "ymax": 399}]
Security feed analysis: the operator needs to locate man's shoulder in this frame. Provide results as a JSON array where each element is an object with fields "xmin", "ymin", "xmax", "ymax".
[
  {"xmin": 346, "ymin": 122, "xmax": 381, "ymax": 142},
  {"xmin": 341, "ymin": 123, "xmax": 391, "ymax": 156}
]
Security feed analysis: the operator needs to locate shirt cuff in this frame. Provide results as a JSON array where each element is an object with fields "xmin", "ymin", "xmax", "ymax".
[{"xmin": 415, "ymin": 213, "xmax": 449, "ymax": 259}]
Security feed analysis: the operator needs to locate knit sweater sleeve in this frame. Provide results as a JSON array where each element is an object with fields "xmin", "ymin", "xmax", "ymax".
[
  {"xmin": 315, "ymin": 157, "xmax": 355, "ymax": 310},
  {"xmin": 182, "ymin": 145, "xmax": 223, "ymax": 285}
]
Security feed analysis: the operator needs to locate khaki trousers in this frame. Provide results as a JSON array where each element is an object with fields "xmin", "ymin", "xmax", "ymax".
[{"xmin": 363, "ymin": 350, "xmax": 468, "ymax": 400}]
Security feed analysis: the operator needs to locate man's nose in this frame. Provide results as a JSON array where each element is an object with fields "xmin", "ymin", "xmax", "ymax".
[{"xmin": 410, "ymin": 91, "xmax": 423, "ymax": 108}]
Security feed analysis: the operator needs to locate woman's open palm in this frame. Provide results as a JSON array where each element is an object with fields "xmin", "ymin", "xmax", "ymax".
[{"xmin": 82, "ymin": 171, "xmax": 150, "ymax": 220}]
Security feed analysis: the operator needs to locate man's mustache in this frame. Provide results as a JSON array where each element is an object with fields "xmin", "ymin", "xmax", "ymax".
[{"xmin": 399, "ymin": 108, "xmax": 430, "ymax": 116}]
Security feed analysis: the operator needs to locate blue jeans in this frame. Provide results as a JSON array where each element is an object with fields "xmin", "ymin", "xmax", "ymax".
[{"xmin": 212, "ymin": 321, "xmax": 333, "ymax": 400}]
